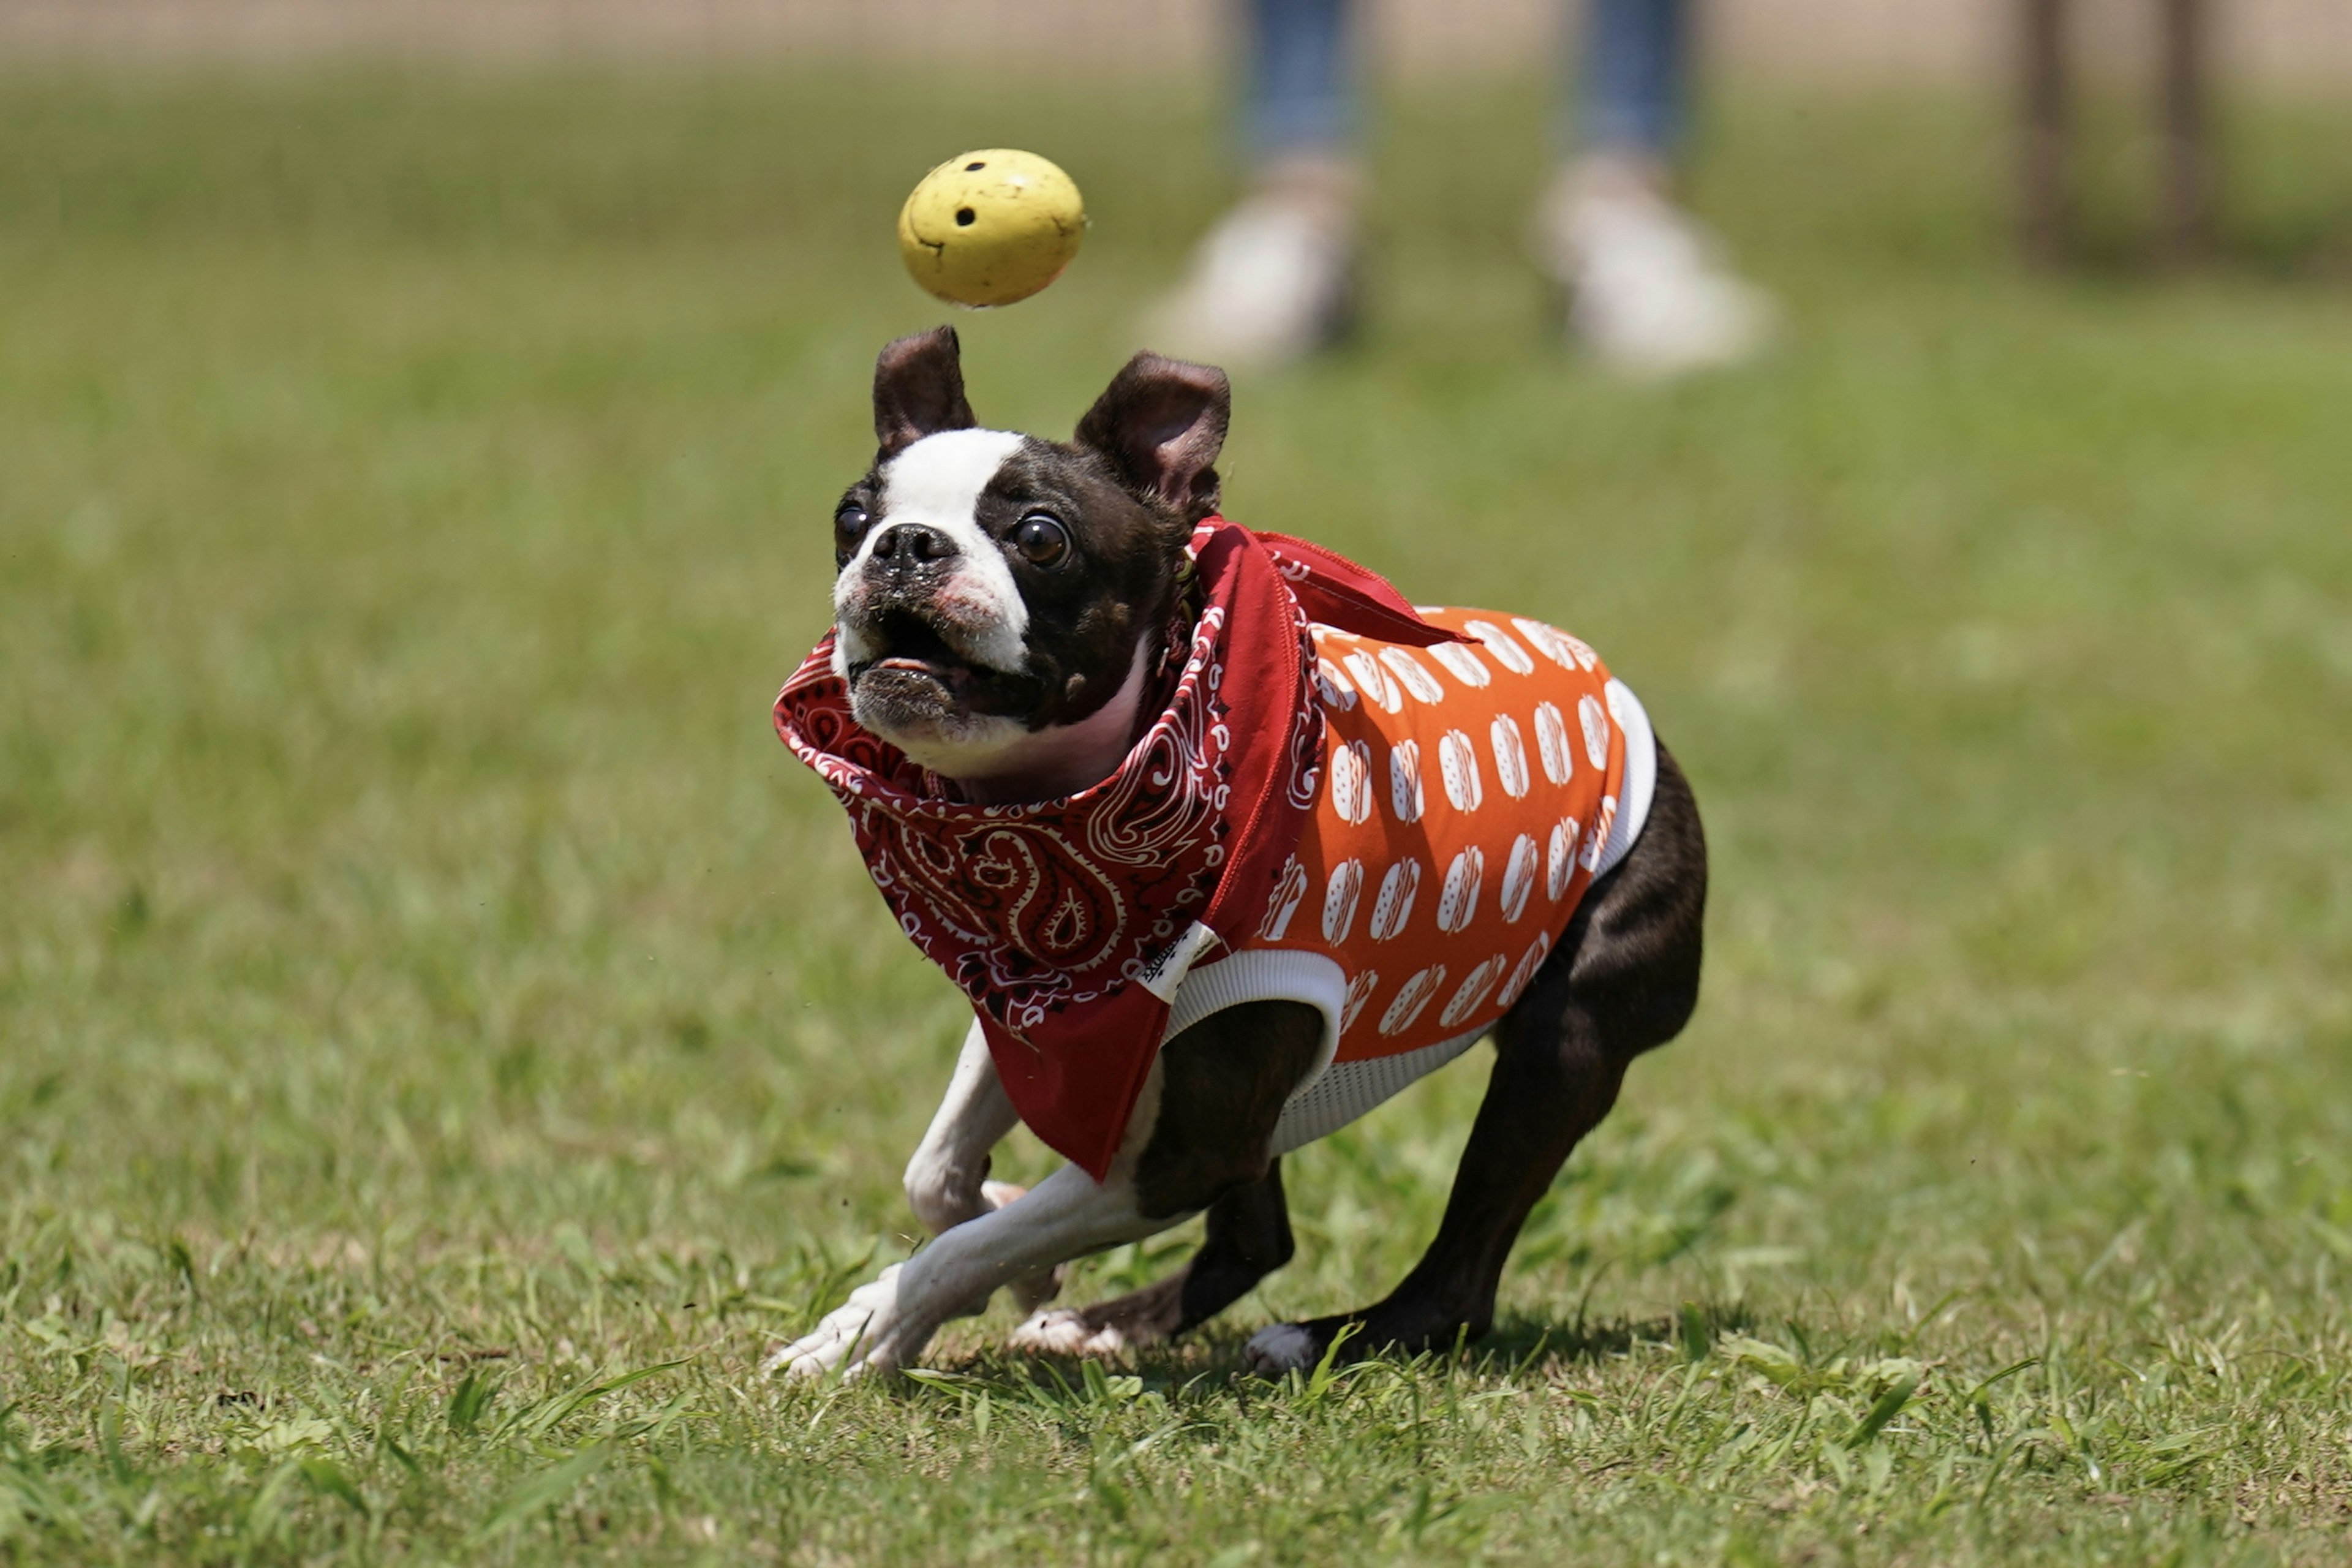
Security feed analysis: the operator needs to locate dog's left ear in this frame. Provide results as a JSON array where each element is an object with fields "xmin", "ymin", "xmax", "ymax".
[{"xmin": 1074, "ymin": 352, "xmax": 1231, "ymax": 520}]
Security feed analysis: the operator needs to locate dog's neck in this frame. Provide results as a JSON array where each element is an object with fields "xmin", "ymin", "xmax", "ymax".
[{"xmin": 945, "ymin": 633, "xmax": 1156, "ymax": 807}]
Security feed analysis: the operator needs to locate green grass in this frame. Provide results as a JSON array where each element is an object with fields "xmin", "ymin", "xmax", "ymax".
[{"xmin": 4, "ymin": 64, "xmax": 2352, "ymax": 1564}]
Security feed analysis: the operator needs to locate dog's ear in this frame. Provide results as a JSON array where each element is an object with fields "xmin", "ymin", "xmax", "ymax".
[
  {"xmin": 1074, "ymin": 352, "xmax": 1231, "ymax": 519},
  {"xmin": 873, "ymin": 326, "xmax": 978, "ymax": 459}
]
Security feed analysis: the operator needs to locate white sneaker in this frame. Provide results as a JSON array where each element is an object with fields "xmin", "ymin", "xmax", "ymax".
[
  {"xmin": 1141, "ymin": 157, "xmax": 1359, "ymax": 368},
  {"xmin": 1537, "ymin": 159, "xmax": 1775, "ymax": 377}
]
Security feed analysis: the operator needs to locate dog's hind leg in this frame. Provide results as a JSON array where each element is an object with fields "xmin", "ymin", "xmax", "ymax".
[
  {"xmin": 1244, "ymin": 744, "xmax": 1708, "ymax": 1375},
  {"xmin": 1009, "ymin": 1159, "xmax": 1292, "ymax": 1357}
]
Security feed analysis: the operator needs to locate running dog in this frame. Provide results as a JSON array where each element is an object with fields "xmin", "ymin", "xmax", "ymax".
[{"xmin": 768, "ymin": 326, "xmax": 1705, "ymax": 1378}]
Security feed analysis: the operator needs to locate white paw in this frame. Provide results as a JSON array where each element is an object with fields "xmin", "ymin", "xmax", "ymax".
[
  {"xmin": 1008, "ymin": 1308, "xmax": 1129, "ymax": 1359},
  {"xmin": 1243, "ymin": 1322, "xmax": 1319, "ymax": 1376},
  {"xmin": 764, "ymin": 1265, "xmax": 905, "ymax": 1379}
]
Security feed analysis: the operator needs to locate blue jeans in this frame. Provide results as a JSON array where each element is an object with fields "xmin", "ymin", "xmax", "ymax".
[{"xmin": 1243, "ymin": 0, "xmax": 1691, "ymax": 160}]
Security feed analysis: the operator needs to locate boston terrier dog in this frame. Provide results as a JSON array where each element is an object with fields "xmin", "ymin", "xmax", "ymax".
[{"xmin": 769, "ymin": 326, "xmax": 1706, "ymax": 1378}]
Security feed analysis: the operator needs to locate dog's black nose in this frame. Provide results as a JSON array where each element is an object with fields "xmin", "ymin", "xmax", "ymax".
[{"xmin": 870, "ymin": 523, "xmax": 958, "ymax": 567}]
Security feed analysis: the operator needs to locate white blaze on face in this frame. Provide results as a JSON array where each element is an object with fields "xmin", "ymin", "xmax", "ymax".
[{"xmin": 834, "ymin": 428, "xmax": 1030, "ymax": 674}]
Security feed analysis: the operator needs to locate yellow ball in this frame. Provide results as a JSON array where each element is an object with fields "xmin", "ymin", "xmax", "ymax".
[{"xmin": 897, "ymin": 149, "xmax": 1086, "ymax": 308}]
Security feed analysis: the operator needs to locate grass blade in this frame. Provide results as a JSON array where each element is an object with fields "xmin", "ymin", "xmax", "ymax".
[
  {"xmin": 497, "ymin": 1358, "xmax": 691, "ymax": 1446},
  {"xmin": 1845, "ymin": 1373, "xmax": 1918, "ymax": 1448},
  {"xmin": 445, "ymin": 1370, "xmax": 501, "ymax": 1437},
  {"xmin": 468, "ymin": 1444, "xmax": 610, "ymax": 1544},
  {"xmin": 298, "ymin": 1458, "xmax": 369, "ymax": 1518}
]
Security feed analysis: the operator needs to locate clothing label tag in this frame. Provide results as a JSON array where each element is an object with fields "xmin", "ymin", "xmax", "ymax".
[{"xmin": 1136, "ymin": 921, "xmax": 1223, "ymax": 1004}]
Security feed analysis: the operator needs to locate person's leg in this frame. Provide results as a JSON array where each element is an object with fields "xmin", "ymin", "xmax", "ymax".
[
  {"xmin": 1537, "ymin": 0, "xmax": 1774, "ymax": 375},
  {"xmin": 1142, "ymin": 0, "xmax": 1363, "ymax": 367},
  {"xmin": 1575, "ymin": 0, "xmax": 1691, "ymax": 164},
  {"xmin": 1244, "ymin": 0, "xmax": 1357, "ymax": 161}
]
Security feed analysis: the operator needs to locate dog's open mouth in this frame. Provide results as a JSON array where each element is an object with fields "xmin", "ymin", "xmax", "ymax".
[{"xmin": 859, "ymin": 610, "xmax": 974, "ymax": 687}]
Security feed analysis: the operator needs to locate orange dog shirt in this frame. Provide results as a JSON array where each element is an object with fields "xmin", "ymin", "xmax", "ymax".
[{"xmin": 1159, "ymin": 606, "xmax": 1656, "ymax": 1153}]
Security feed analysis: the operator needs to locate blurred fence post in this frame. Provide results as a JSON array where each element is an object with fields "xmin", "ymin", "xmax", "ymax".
[
  {"xmin": 2019, "ymin": 0, "xmax": 2071, "ymax": 265},
  {"xmin": 2158, "ymin": 0, "xmax": 2214, "ymax": 262}
]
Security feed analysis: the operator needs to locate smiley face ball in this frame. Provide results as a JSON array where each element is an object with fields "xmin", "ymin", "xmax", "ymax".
[{"xmin": 897, "ymin": 149, "xmax": 1085, "ymax": 308}]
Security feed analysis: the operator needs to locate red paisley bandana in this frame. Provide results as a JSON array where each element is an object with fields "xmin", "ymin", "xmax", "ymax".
[{"xmin": 776, "ymin": 518, "xmax": 1462, "ymax": 1180}]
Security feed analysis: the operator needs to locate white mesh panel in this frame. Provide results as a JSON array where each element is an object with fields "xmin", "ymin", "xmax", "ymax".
[{"xmin": 1270, "ymin": 1028, "xmax": 1486, "ymax": 1155}]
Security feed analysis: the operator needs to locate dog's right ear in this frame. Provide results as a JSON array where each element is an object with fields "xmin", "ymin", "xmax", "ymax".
[{"xmin": 873, "ymin": 326, "xmax": 978, "ymax": 459}]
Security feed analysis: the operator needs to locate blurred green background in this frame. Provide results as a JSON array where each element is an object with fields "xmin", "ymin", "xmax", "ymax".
[{"xmin": 1, "ymin": 63, "xmax": 2350, "ymax": 1565}]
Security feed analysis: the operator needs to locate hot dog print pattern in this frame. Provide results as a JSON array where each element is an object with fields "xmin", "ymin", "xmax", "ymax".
[{"xmin": 1243, "ymin": 606, "xmax": 1632, "ymax": 1064}]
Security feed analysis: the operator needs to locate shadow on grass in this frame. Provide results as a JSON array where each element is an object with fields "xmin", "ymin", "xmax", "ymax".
[
  {"xmin": 1477, "ymin": 1299, "xmax": 1761, "ymax": 1368},
  {"xmin": 908, "ymin": 1297, "xmax": 1770, "ymax": 1403}
]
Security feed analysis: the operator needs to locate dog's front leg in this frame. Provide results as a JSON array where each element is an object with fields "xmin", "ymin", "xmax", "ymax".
[
  {"xmin": 901, "ymin": 1022, "xmax": 1066, "ymax": 1311},
  {"xmin": 902, "ymin": 1023, "xmax": 1019, "ymax": 1235},
  {"xmin": 766, "ymin": 1159, "xmax": 1162, "ymax": 1379}
]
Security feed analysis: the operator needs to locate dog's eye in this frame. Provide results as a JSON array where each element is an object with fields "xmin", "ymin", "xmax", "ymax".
[
  {"xmin": 1013, "ymin": 513, "xmax": 1069, "ymax": 566},
  {"xmin": 834, "ymin": 503, "xmax": 871, "ymax": 554}
]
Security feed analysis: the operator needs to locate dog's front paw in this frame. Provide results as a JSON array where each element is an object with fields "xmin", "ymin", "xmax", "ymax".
[
  {"xmin": 1008, "ymin": 1308, "xmax": 1132, "ymax": 1360},
  {"xmin": 1242, "ymin": 1322, "xmax": 1321, "ymax": 1377},
  {"xmin": 765, "ymin": 1265, "xmax": 905, "ymax": 1380}
]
